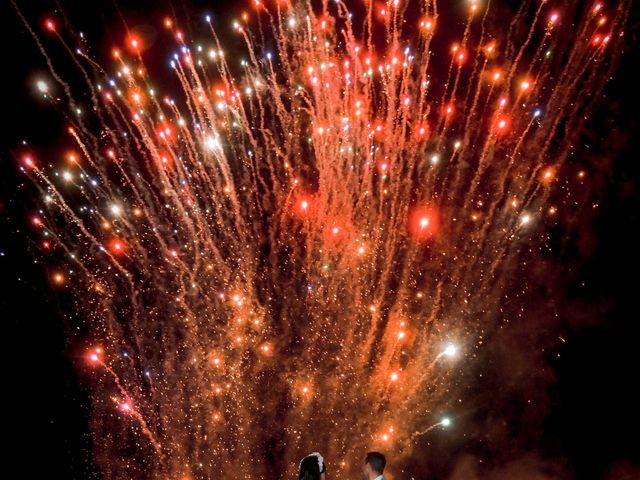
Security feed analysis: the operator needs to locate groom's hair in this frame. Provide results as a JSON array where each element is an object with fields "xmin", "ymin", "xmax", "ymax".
[{"xmin": 365, "ymin": 451, "xmax": 386, "ymax": 474}]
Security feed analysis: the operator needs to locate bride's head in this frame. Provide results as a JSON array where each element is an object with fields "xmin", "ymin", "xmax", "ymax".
[{"xmin": 299, "ymin": 452, "xmax": 326, "ymax": 480}]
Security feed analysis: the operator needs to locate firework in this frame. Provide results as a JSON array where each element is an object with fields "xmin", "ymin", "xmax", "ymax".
[{"xmin": 13, "ymin": 0, "xmax": 628, "ymax": 477}]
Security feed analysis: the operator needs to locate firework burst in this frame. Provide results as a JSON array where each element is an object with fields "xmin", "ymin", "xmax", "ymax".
[{"xmin": 12, "ymin": 0, "xmax": 629, "ymax": 478}]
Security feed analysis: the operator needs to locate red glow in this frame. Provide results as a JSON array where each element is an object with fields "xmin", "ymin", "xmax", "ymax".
[
  {"xmin": 323, "ymin": 220, "xmax": 353, "ymax": 245},
  {"xmin": 66, "ymin": 151, "xmax": 79, "ymax": 163},
  {"xmin": 23, "ymin": 156, "xmax": 35, "ymax": 168},
  {"xmin": 415, "ymin": 123, "xmax": 430, "ymax": 140},
  {"xmin": 88, "ymin": 348, "xmax": 103, "ymax": 364},
  {"xmin": 408, "ymin": 206, "xmax": 439, "ymax": 240},
  {"xmin": 419, "ymin": 17, "xmax": 435, "ymax": 31},
  {"xmin": 109, "ymin": 238, "xmax": 127, "ymax": 255},
  {"xmin": 377, "ymin": 161, "xmax": 390, "ymax": 175},
  {"xmin": 295, "ymin": 195, "xmax": 314, "ymax": 218},
  {"xmin": 541, "ymin": 167, "xmax": 555, "ymax": 183},
  {"xmin": 519, "ymin": 79, "xmax": 533, "ymax": 92},
  {"xmin": 128, "ymin": 35, "xmax": 142, "ymax": 52},
  {"xmin": 444, "ymin": 104, "xmax": 455, "ymax": 117},
  {"xmin": 493, "ymin": 115, "xmax": 511, "ymax": 134},
  {"xmin": 157, "ymin": 123, "xmax": 176, "ymax": 144}
]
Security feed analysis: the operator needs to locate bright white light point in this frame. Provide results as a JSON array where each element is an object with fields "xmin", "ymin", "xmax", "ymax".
[
  {"xmin": 390, "ymin": 372, "xmax": 399, "ymax": 381},
  {"xmin": 431, "ymin": 154, "xmax": 439, "ymax": 164},
  {"xmin": 443, "ymin": 343, "xmax": 457, "ymax": 357},
  {"xmin": 520, "ymin": 214, "xmax": 531, "ymax": 225},
  {"xmin": 534, "ymin": 109, "xmax": 541, "ymax": 117},
  {"xmin": 420, "ymin": 217, "xmax": 429, "ymax": 228},
  {"xmin": 454, "ymin": 141, "xmax": 461, "ymax": 149},
  {"xmin": 37, "ymin": 81, "xmax": 48, "ymax": 93},
  {"xmin": 288, "ymin": 18, "xmax": 296, "ymax": 27},
  {"xmin": 110, "ymin": 204, "xmax": 122, "ymax": 216},
  {"xmin": 206, "ymin": 136, "xmax": 221, "ymax": 151},
  {"xmin": 441, "ymin": 417, "xmax": 451, "ymax": 427}
]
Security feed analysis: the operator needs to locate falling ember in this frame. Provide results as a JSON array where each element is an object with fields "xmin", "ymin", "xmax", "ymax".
[
  {"xmin": 10, "ymin": 0, "xmax": 630, "ymax": 478},
  {"xmin": 419, "ymin": 18, "xmax": 434, "ymax": 31},
  {"xmin": 542, "ymin": 167, "xmax": 555, "ymax": 183},
  {"xmin": 108, "ymin": 238, "xmax": 126, "ymax": 255},
  {"xmin": 495, "ymin": 116, "xmax": 510, "ymax": 133},
  {"xmin": 409, "ymin": 206, "xmax": 439, "ymax": 240},
  {"xmin": 128, "ymin": 35, "xmax": 141, "ymax": 51},
  {"xmin": 294, "ymin": 195, "xmax": 314, "ymax": 218}
]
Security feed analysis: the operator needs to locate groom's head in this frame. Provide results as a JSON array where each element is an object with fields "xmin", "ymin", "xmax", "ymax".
[{"xmin": 363, "ymin": 451, "xmax": 386, "ymax": 479}]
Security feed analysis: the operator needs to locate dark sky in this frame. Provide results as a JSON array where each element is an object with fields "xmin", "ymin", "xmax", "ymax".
[{"xmin": 1, "ymin": 1, "xmax": 639, "ymax": 479}]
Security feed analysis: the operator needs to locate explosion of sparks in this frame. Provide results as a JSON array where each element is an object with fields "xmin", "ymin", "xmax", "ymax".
[{"xmin": 13, "ymin": 0, "xmax": 629, "ymax": 477}]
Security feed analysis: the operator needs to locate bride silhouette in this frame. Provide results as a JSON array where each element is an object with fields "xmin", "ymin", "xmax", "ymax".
[{"xmin": 299, "ymin": 452, "xmax": 326, "ymax": 480}]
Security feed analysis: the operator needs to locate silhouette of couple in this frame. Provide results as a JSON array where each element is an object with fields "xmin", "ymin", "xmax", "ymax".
[{"xmin": 299, "ymin": 451, "xmax": 387, "ymax": 480}]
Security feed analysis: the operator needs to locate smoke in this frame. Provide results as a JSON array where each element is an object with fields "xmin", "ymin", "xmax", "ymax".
[{"xmin": 448, "ymin": 453, "xmax": 570, "ymax": 480}]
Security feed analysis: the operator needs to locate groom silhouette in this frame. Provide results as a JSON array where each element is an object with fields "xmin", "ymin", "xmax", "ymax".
[{"xmin": 363, "ymin": 451, "xmax": 386, "ymax": 480}]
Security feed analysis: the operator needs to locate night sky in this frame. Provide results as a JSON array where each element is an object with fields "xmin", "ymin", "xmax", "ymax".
[{"xmin": 2, "ymin": 1, "xmax": 640, "ymax": 479}]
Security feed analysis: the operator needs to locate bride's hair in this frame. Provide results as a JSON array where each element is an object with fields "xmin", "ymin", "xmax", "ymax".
[{"xmin": 299, "ymin": 452, "xmax": 325, "ymax": 480}]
